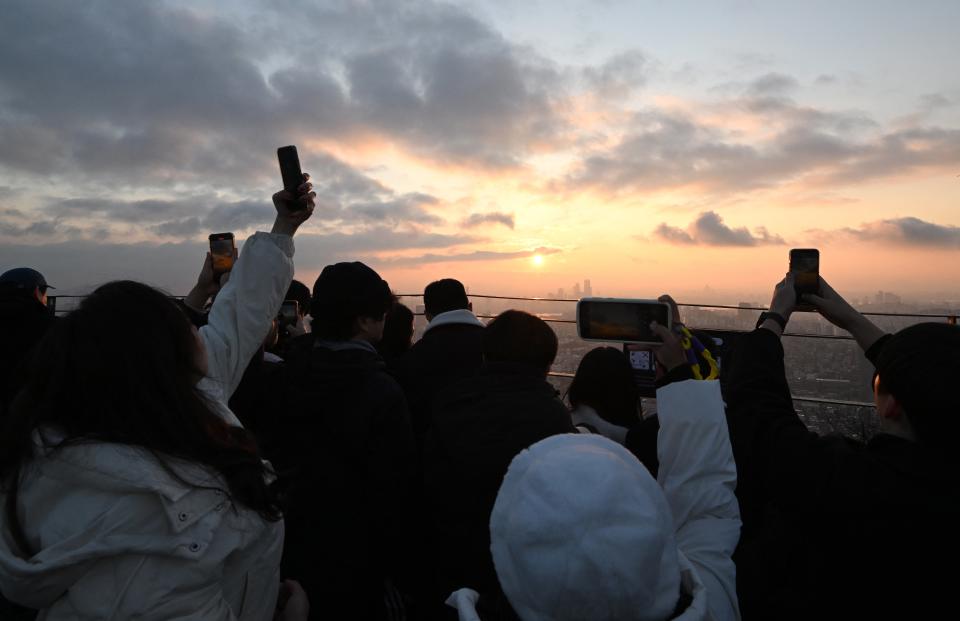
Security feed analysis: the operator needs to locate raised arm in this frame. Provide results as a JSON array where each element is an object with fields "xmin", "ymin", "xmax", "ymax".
[
  {"xmin": 199, "ymin": 176, "xmax": 315, "ymax": 402},
  {"xmin": 651, "ymin": 322, "xmax": 740, "ymax": 621}
]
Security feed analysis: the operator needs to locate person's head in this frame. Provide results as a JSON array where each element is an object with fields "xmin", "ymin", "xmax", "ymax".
[
  {"xmin": 0, "ymin": 267, "xmax": 53, "ymax": 305},
  {"xmin": 872, "ymin": 322, "xmax": 960, "ymax": 452},
  {"xmin": 423, "ymin": 278, "xmax": 470, "ymax": 321},
  {"xmin": 285, "ymin": 279, "xmax": 311, "ymax": 318},
  {"xmin": 491, "ymin": 434, "xmax": 681, "ymax": 621},
  {"xmin": 0, "ymin": 280, "xmax": 278, "ymax": 553},
  {"xmin": 483, "ymin": 310, "xmax": 557, "ymax": 375},
  {"xmin": 377, "ymin": 301, "xmax": 415, "ymax": 359},
  {"xmin": 311, "ymin": 262, "xmax": 393, "ymax": 343},
  {"xmin": 568, "ymin": 347, "xmax": 641, "ymax": 428}
]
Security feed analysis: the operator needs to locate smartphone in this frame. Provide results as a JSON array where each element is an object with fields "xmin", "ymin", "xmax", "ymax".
[
  {"xmin": 278, "ymin": 299, "xmax": 299, "ymax": 329},
  {"xmin": 277, "ymin": 145, "xmax": 304, "ymax": 210},
  {"xmin": 790, "ymin": 248, "xmax": 820, "ymax": 311},
  {"xmin": 624, "ymin": 344, "xmax": 658, "ymax": 398},
  {"xmin": 208, "ymin": 232, "xmax": 236, "ymax": 274},
  {"xmin": 577, "ymin": 298, "xmax": 671, "ymax": 343}
]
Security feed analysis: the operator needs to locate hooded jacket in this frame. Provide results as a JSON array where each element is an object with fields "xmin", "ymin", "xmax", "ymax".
[
  {"xmin": 0, "ymin": 231, "xmax": 294, "ymax": 619},
  {"xmin": 449, "ymin": 379, "xmax": 740, "ymax": 621}
]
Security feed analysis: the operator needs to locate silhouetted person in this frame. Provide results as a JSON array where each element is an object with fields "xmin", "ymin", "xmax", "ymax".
[
  {"xmin": 425, "ymin": 310, "xmax": 576, "ymax": 610},
  {"xmin": 0, "ymin": 268, "xmax": 55, "ymax": 419},
  {"xmin": 0, "ymin": 178, "xmax": 316, "ymax": 619},
  {"xmin": 450, "ymin": 320, "xmax": 740, "ymax": 620},
  {"xmin": 377, "ymin": 300, "xmax": 414, "ymax": 364},
  {"xmin": 395, "ymin": 278, "xmax": 485, "ymax": 438},
  {"xmin": 267, "ymin": 262, "xmax": 416, "ymax": 620},
  {"xmin": 726, "ymin": 273, "xmax": 960, "ymax": 619}
]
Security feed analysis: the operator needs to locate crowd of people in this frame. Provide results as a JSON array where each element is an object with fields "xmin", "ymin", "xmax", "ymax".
[{"xmin": 1, "ymin": 175, "xmax": 959, "ymax": 620}]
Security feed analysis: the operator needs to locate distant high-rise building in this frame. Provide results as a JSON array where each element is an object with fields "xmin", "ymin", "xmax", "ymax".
[
  {"xmin": 584, "ymin": 279, "xmax": 593, "ymax": 297},
  {"xmin": 558, "ymin": 288, "xmax": 566, "ymax": 300},
  {"xmin": 572, "ymin": 282, "xmax": 582, "ymax": 299}
]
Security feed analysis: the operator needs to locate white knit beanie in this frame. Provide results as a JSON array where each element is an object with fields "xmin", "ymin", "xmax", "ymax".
[{"xmin": 490, "ymin": 434, "xmax": 681, "ymax": 621}]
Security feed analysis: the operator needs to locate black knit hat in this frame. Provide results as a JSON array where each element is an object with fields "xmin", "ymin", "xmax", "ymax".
[
  {"xmin": 311, "ymin": 262, "xmax": 392, "ymax": 340},
  {"xmin": 875, "ymin": 322, "xmax": 960, "ymax": 451}
]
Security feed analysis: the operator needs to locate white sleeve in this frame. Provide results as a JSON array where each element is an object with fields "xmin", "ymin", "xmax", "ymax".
[
  {"xmin": 199, "ymin": 232, "xmax": 294, "ymax": 402},
  {"xmin": 656, "ymin": 380, "xmax": 741, "ymax": 621}
]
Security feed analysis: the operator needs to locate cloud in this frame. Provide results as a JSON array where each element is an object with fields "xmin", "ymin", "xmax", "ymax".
[
  {"xmin": 654, "ymin": 211, "xmax": 785, "ymax": 247},
  {"xmin": 583, "ymin": 51, "xmax": 648, "ymax": 98},
  {"xmin": 378, "ymin": 246, "xmax": 560, "ymax": 266},
  {"xmin": 0, "ymin": 0, "xmax": 565, "ymax": 188},
  {"xmin": 0, "ymin": 149, "xmax": 446, "ymax": 241},
  {"xmin": 834, "ymin": 217, "xmax": 960, "ymax": 248},
  {"xmin": 462, "ymin": 212, "xmax": 516, "ymax": 229},
  {"xmin": 560, "ymin": 90, "xmax": 959, "ymax": 195},
  {"xmin": 747, "ymin": 72, "xmax": 799, "ymax": 96}
]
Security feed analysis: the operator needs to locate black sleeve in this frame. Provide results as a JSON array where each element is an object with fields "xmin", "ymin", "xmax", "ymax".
[
  {"xmin": 723, "ymin": 329, "xmax": 844, "ymax": 517},
  {"xmin": 656, "ymin": 364, "xmax": 695, "ymax": 389}
]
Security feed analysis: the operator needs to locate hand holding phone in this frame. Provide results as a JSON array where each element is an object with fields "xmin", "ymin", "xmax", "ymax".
[
  {"xmin": 278, "ymin": 300, "xmax": 299, "ymax": 329},
  {"xmin": 790, "ymin": 248, "xmax": 819, "ymax": 312},
  {"xmin": 577, "ymin": 298, "xmax": 671, "ymax": 344},
  {"xmin": 208, "ymin": 232, "xmax": 236, "ymax": 275},
  {"xmin": 277, "ymin": 146, "xmax": 305, "ymax": 209}
]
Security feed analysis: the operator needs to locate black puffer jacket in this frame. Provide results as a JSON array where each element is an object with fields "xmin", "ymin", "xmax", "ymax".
[
  {"xmin": 425, "ymin": 362, "xmax": 576, "ymax": 601},
  {"xmin": 261, "ymin": 339, "xmax": 417, "ymax": 620}
]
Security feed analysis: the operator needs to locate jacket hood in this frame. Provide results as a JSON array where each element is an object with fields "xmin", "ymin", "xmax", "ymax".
[
  {"xmin": 490, "ymin": 434, "xmax": 681, "ymax": 621},
  {"xmin": 424, "ymin": 309, "xmax": 484, "ymax": 334},
  {"xmin": 0, "ymin": 436, "xmax": 225, "ymax": 608}
]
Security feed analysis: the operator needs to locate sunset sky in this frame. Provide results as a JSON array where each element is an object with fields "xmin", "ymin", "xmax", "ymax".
[{"xmin": 1, "ymin": 0, "xmax": 958, "ymax": 304}]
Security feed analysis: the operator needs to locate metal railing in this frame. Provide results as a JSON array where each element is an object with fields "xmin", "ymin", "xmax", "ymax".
[{"xmin": 48, "ymin": 291, "xmax": 959, "ymax": 410}]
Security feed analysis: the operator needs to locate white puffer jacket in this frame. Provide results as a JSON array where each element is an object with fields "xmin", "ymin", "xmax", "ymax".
[
  {"xmin": 449, "ymin": 379, "xmax": 741, "ymax": 621},
  {"xmin": 0, "ymin": 231, "xmax": 294, "ymax": 620}
]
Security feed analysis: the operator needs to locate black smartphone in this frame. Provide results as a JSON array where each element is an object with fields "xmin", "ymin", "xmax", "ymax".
[
  {"xmin": 577, "ymin": 298, "xmax": 671, "ymax": 343},
  {"xmin": 624, "ymin": 344, "xmax": 658, "ymax": 398},
  {"xmin": 277, "ymin": 145, "xmax": 304, "ymax": 210},
  {"xmin": 278, "ymin": 300, "xmax": 299, "ymax": 329},
  {"xmin": 208, "ymin": 232, "xmax": 236, "ymax": 274},
  {"xmin": 790, "ymin": 248, "xmax": 820, "ymax": 311}
]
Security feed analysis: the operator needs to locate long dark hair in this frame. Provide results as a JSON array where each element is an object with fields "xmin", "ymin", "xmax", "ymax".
[
  {"xmin": 0, "ymin": 281, "xmax": 280, "ymax": 555},
  {"xmin": 567, "ymin": 346, "xmax": 640, "ymax": 429}
]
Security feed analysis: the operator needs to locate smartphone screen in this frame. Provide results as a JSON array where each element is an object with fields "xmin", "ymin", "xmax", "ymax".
[
  {"xmin": 209, "ymin": 233, "xmax": 235, "ymax": 274},
  {"xmin": 278, "ymin": 300, "xmax": 299, "ymax": 328},
  {"xmin": 277, "ymin": 145, "xmax": 305, "ymax": 211},
  {"xmin": 624, "ymin": 344, "xmax": 658, "ymax": 398},
  {"xmin": 577, "ymin": 299, "xmax": 670, "ymax": 343},
  {"xmin": 790, "ymin": 248, "xmax": 820, "ymax": 299}
]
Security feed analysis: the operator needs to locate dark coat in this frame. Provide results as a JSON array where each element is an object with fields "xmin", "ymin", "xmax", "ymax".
[
  {"xmin": 723, "ymin": 328, "xmax": 960, "ymax": 619},
  {"xmin": 394, "ymin": 321, "xmax": 485, "ymax": 437},
  {"xmin": 257, "ymin": 339, "xmax": 417, "ymax": 620},
  {"xmin": 425, "ymin": 362, "xmax": 577, "ymax": 600},
  {"xmin": 0, "ymin": 293, "xmax": 54, "ymax": 415}
]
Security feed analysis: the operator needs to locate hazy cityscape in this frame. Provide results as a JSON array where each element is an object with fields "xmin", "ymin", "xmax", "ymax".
[
  {"xmin": 397, "ymin": 278, "xmax": 958, "ymax": 443},
  {"xmin": 45, "ymin": 276, "xmax": 959, "ymax": 444}
]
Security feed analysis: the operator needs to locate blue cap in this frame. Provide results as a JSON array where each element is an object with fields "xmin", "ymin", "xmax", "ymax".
[{"xmin": 0, "ymin": 267, "xmax": 54, "ymax": 291}]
